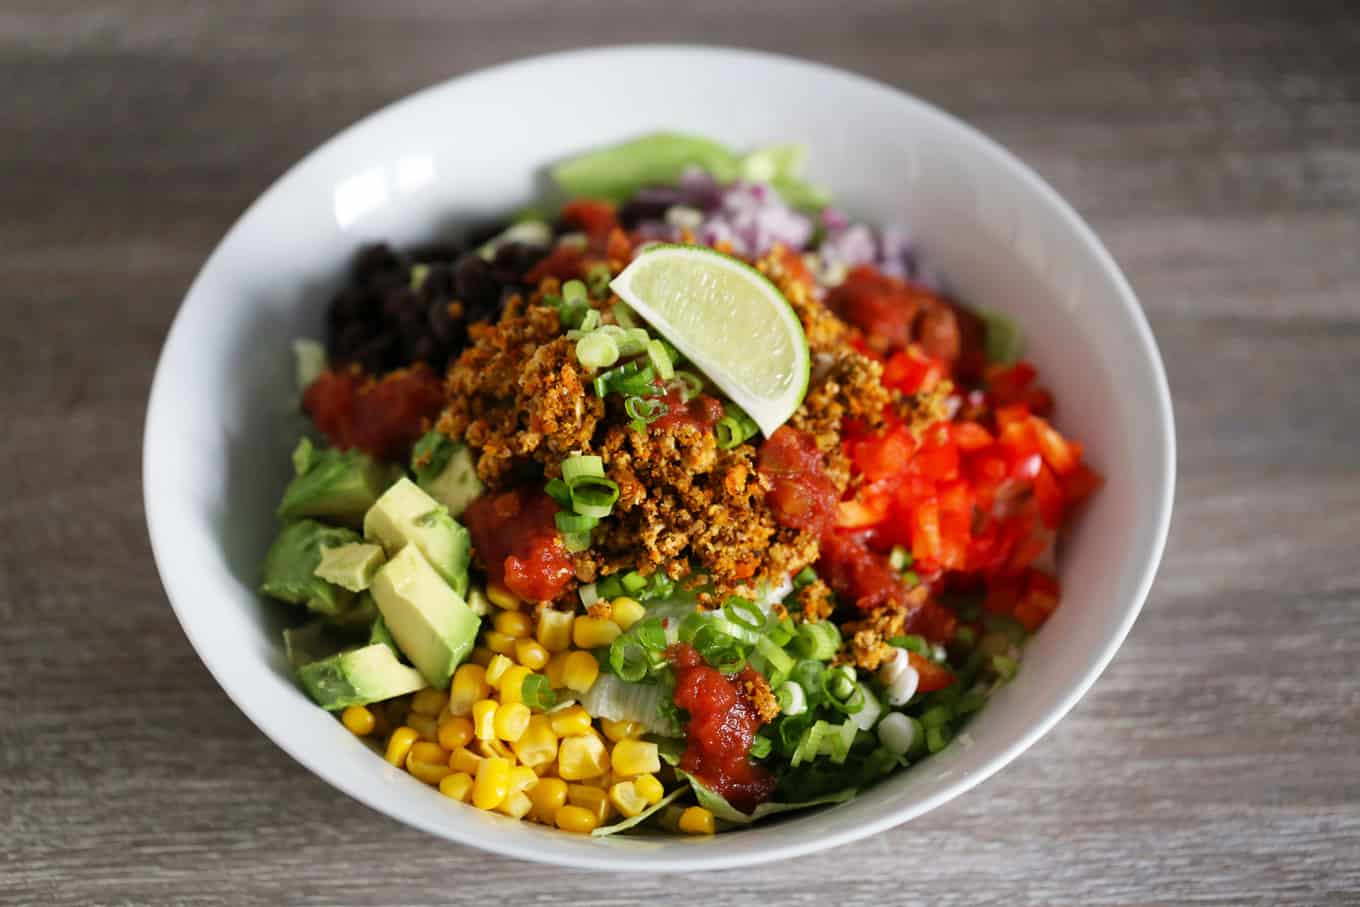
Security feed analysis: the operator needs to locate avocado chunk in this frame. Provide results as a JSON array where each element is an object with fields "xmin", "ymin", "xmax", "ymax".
[
  {"xmin": 369, "ymin": 614, "xmax": 399, "ymax": 653},
  {"xmin": 278, "ymin": 438, "xmax": 395, "ymax": 529},
  {"xmin": 412, "ymin": 430, "xmax": 485, "ymax": 519},
  {"xmin": 296, "ymin": 643, "xmax": 427, "ymax": 711},
  {"xmin": 283, "ymin": 619, "xmax": 350, "ymax": 669},
  {"xmin": 327, "ymin": 589, "xmax": 378, "ymax": 630},
  {"xmin": 260, "ymin": 520, "xmax": 358, "ymax": 618},
  {"xmin": 363, "ymin": 477, "xmax": 471, "ymax": 597},
  {"xmin": 315, "ymin": 542, "xmax": 386, "ymax": 592},
  {"xmin": 369, "ymin": 544, "xmax": 481, "ymax": 689}
]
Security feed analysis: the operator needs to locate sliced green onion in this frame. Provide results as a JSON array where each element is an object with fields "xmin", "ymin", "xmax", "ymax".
[
  {"xmin": 888, "ymin": 545, "xmax": 913, "ymax": 570},
  {"xmin": 955, "ymin": 689, "xmax": 987, "ymax": 714},
  {"xmin": 792, "ymin": 566, "xmax": 818, "ymax": 589},
  {"xmin": 554, "ymin": 511, "xmax": 599, "ymax": 533},
  {"xmin": 612, "ymin": 302, "xmax": 637, "ymax": 329},
  {"xmin": 578, "ymin": 309, "xmax": 602, "ymax": 333},
  {"xmin": 749, "ymin": 734, "xmax": 772, "ymax": 759},
  {"xmin": 764, "ymin": 615, "xmax": 796, "ymax": 648},
  {"xmin": 902, "ymin": 570, "xmax": 920, "ymax": 588},
  {"xmin": 668, "ymin": 370, "xmax": 703, "ymax": 402},
  {"xmin": 579, "ymin": 582, "xmax": 600, "ymax": 608},
  {"xmin": 677, "ymin": 611, "xmax": 708, "ymax": 644},
  {"xmin": 595, "ymin": 574, "xmax": 624, "ymax": 601},
  {"xmin": 618, "ymin": 328, "xmax": 651, "ymax": 358},
  {"xmin": 585, "ymin": 263, "xmax": 612, "ymax": 298},
  {"xmin": 544, "ymin": 478, "xmax": 572, "ymax": 508},
  {"xmin": 722, "ymin": 597, "xmax": 764, "ymax": 632},
  {"xmin": 921, "ymin": 704, "xmax": 953, "ymax": 729},
  {"xmin": 612, "ymin": 364, "xmax": 658, "ymax": 397},
  {"xmin": 715, "ymin": 403, "xmax": 760, "ymax": 450},
  {"xmin": 888, "ymin": 634, "xmax": 930, "ymax": 656},
  {"xmin": 609, "ymin": 636, "xmax": 650, "ymax": 682},
  {"xmin": 562, "ymin": 455, "xmax": 605, "ymax": 483},
  {"xmin": 558, "ymin": 298, "xmax": 589, "ymax": 330},
  {"xmin": 925, "ymin": 725, "xmax": 952, "ymax": 753},
  {"xmin": 775, "ymin": 680, "xmax": 807, "ymax": 716},
  {"xmin": 575, "ymin": 332, "xmax": 619, "ymax": 369},
  {"xmin": 791, "ymin": 621, "xmax": 840, "ymax": 661},
  {"xmin": 562, "ymin": 279, "xmax": 588, "ymax": 303},
  {"xmin": 991, "ymin": 654, "xmax": 1018, "ymax": 683},
  {"xmin": 569, "ymin": 479, "xmax": 620, "ymax": 519},
  {"xmin": 646, "ymin": 339, "xmax": 674, "ymax": 380},
  {"xmin": 824, "ymin": 664, "xmax": 857, "ymax": 702},
  {"xmin": 562, "ymin": 531, "xmax": 592, "ymax": 553},
  {"xmin": 953, "ymin": 626, "xmax": 977, "ymax": 649},
  {"xmin": 755, "ymin": 635, "xmax": 795, "ymax": 680},
  {"xmin": 620, "ymin": 571, "xmax": 647, "ymax": 594},
  {"xmin": 624, "ymin": 395, "xmax": 669, "ymax": 425},
  {"xmin": 789, "ymin": 659, "xmax": 825, "ymax": 702},
  {"xmin": 521, "ymin": 674, "xmax": 558, "ymax": 710}
]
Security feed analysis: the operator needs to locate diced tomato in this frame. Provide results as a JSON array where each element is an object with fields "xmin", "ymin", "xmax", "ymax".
[
  {"xmin": 1014, "ymin": 569, "xmax": 1061, "ymax": 631},
  {"xmin": 462, "ymin": 489, "xmax": 574, "ymax": 603},
  {"xmin": 951, "ymin": 421, "xmax": 994, "ymax": 451},
  {"xmin": 836, "ymin": 482, "xmax": 893, "ymax": 529},
  {"xmin": 909, "ymin": 497, "xmax": 942, "ymax": 565},
  {"xmin": 908, "ymin": 651, "xmax": 955, "ymax": 692},
  {"xmin": 524, "ymin": 243, "xmax": 584, "ymax": 283},
  {"xmin": 909, "ymin": 599, "xmax": 958, "ymax": 645},
  {"xmin": 758, "ymin": 427, "xmax": 838, "ymax": 537},
  {"xmin": 1032, "ymin": 417, "xmax": 1081, "ymax": 476},
  {"xmin": 910, "ymin": 423, "xmax": 959, "ymax": 481},
  {"xmin": 1033, "ymin": 464, "xmax": 1065, "ymax": 529},
  {"xmin": 302, "ymin": 366, "xmax": 445, "ymax": 463},
  {"xmin": 882, "ymin": 348, "xmax": 945, "ymax": 395},
  {"xmin": 850, "ymin": 422, "xmax": 918, "ymax": 481},
  {"xmin": 936, "ymin": 481, "xmax": 974, "ymax": 571},
  {"xmin": 1061, "ymin": 462, "xmax": 1104, "ymax": 508},
  {"xmin": 561, "ymin": 199, "xmax": 618, "ymax": 239}
]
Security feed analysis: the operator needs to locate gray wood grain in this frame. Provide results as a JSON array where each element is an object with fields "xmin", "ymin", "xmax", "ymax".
[{"xmin": 3, "ymin": 1, "xmax": 1358, "ymax": 904}]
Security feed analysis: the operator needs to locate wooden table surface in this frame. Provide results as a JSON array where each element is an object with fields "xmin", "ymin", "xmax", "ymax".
[{"xmin": 4, "ymin": 1, "xmax": 1358, "ymax": 904}]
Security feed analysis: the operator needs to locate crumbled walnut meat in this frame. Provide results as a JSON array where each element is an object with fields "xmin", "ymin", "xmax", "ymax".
[
  {"xmin": 742, "ymin": 671, "xmax": 781, "ymax": 724},
  {"xmin": 795, "ymin": 579, "xmax": 836, "ymax": 622},
  {"xmin": 586, "ymin": 600, "xmax": 613, "ymax": 621}
]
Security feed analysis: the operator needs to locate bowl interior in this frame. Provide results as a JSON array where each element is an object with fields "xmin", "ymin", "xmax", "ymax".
[{"xmin": 144, "ymin": 46, "xmax": 1173, "ymax": 871}]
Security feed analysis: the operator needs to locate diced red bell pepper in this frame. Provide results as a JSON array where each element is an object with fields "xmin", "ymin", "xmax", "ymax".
[
  {"xmin": 951, "ymin": 421, "xmax": 995, "ymax": 451},
  {"xmin": 561, "ymin": 199, "xmax": 618, "ymax": 239},
  {"xmin": 910, "ymin": 424, "xmax": 959, "ymax": 481},
  {"xmin": 1033, "ymin": 463, "xmax": 1065, "ymax": 529},
  {"xmin": 1033, "ymin": 416, "xmax": 1081, "ymax": 476},
  {"xmin": 909, "ymin": 497, "xmax": 942, "ymax": 565},
  {"xmin": 1061, "ymin": 462, "xmax": 1104, "ymax": 508},
  {"xmin": 882, "ymin": 349, "xmax": 945, "ymax": 395},
  {"xmin": 851, "ymin": 423, "xmax": 918, "ymax": 481},
  {"xmin": 1013, "ymin": 569, "xmax": 1062, "ymax": 631},
  {"xmin": 908, "ymin": 651, "xmax": 955, "ymax": 692}
]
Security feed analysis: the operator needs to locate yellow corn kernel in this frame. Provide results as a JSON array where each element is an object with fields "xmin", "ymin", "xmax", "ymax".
[
  {"xmin": 410, "ymin": 712, "xmax": 440, "ymax": 742},
  {"xmin": 484, "ymin": 654, "xmax": 514, "ymax": 687},
  {"xmin": 474, "ymin": 737, "xmax": 516, "ymax": 761},
  {"xmin": 554, "ymin": 804, "xmax": 599, "ymax": 834},
  {"xmin": 384, "ymin": 727, "xmax": 420, "ymax": 767},
  {"xmin": 512, "ymin": 716, "xmax": 559, "ymax": 767},
  {"xmin": 544, "ymin": 651, "xmax": 571, "ymax": 688},
  {"xmin": 449, "ymin": 746, "xmax": 483, "ymax": 775},
  {"xmin": 494, "ymin": 610, "xmax": 533, "ymax": 639},
  {"xmin": 436, "ymin": 716, "xmax": 475, "ymax": 751},
  {"xmin": 406, "ymin": 752, "xmax": 453, "ymax": 785},
  {"xmin": 562, "ymin": 651, "xmax": 600, "ymax": 693},
  {"xmin": 340, "ymin": 705, "xmax": 376, "ymax": 736},
  {"xmin": 549, "ymin": 705, "xmax": 592, "ymax": 737},
  {"xmin": 529, "ymin": 776, "xmax": 568, "ymax": 823},
  {"xmin": 572, "ymin": 616, "xmax": 622, "ymax": 650},
  {"xmin": 610, "ymin": 596, "xmax": 646, "ymax": 630},
  {"xmin": 439, "ymin": 771, "xmax": 474, "ymax": 802},
  {"xmin": 608, "ymin": 780, "xmax": 648, "ymax": 819},
  {"xmin": 558, "ymin": 734, "xmax": 610, "ymax": 781},
  {"xmin": 507, "ymin": 765, "xmax": 539, "ymax": 795},
  {"xmin": 473, "ymin": 757, "xmax": 511, "ymax": 810},
  {"xmin": 498, "ymin": 790, "xmax": 533, "ymax": 819},
  {"xmin": 536, "ymin": 609, "xmax": 575, "ymax": 653},
  {"xmin": 633, "ymin": 773, "xmax": 665, "ymax": 806},
  {"xmin": 449, "ymin": 664, "xmax": 490, "ymax": 716},
  {"xmin": 494, "ymin": 702, "xmax": 532, "ymax": 742},
  {"xmin": 498, "ymin": 665, "xmax": 533, "ymax": 704},
  {"xmin": 567, "ymin": 784, "xmax": 613, "ymax": 824},
  {"xmin": 410, "ymin": 741, "xmax": 450, "ymax": 765},
  {"xmin": 469, "ymin": 646, "xmax": 494, "ymax": 667},
  {"xmin": 610, "ymin": 739, "xmax": 661, "ymax": 777},
  {"xmin": 514, "ymin": 638, "xmax": 550, "ymax": 671},
  {"xmin": 678, "ymin": 806, "xmax": 715, "ymax": 835},
  {"xmin": 484, "ymin": 631, "xmax": 517, "ymax": 655},
  {"xmin": 601, "ymin": 718, "xmax": 644, "ymax": 742},
  {"xmin": 472, "ymin": 700, "xmax": 498, "ymax": 740},
  {"xmin": 410, "ymin": 687, "xmax": 450, "ymax": 717},
  {"xmin": 486, "ymin": 584, "xmax": 521, "ymax": 610}
]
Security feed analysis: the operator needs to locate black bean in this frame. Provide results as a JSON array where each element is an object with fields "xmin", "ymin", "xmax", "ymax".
[
  {"xmin": 353, "ymin": 243, "xmax": 401, "ymax": 281},
  {"xmin": 453, "ymin": 254, "xmax": 497, "ymax": 309}
]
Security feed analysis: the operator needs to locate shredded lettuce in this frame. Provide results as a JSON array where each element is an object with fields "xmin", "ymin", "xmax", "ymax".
[
  {"xmin": 591, "ymin": 787, "xmax": 688, "ymax": 837},
  {"xmin": 677, "ymin": 770, "xmax": 856, "ymax": 825},
  {"xmin": 578, "ymin": 673, "xmax": 681, "ymax": 737}
]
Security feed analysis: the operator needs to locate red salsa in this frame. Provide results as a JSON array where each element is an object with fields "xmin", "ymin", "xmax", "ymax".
[
  {"xmin": 462, "ymin": 488, "xmax": 574, "ymax": 602},
  {"xmin": 669, "ymin": 643, "xmax": 776, "ymax": 813},
  {"xmin": 757, "ymin": 427, "xmax": 838, "ymax": 537},
  {"xmin": 652, "ymin": 388, "xmax": 724, "ymax": 433},
  {"xmin": 302, "ymin": 366, "xmax": 445, "ymax": 463}
]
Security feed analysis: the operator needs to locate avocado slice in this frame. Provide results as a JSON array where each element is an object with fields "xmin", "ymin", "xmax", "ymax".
[
  {"xmin": 278, "ymin": 438, "xmax": 395, "ymax": 529},
  {"xmin": 296, "ymin": 643, "xmax": 427, "ymax": 711},
  {"xmin": 315, "ymin": 542, "xmax": 386, "ymax": 592},
  {"xmin": 369, "ymin": 544, "xmax": 481, "ymax": 689},
  {"xmin": 369, "ymin": 614, "xmax": 399, "ymax": 653},
  {"xmin": 327, "ymin": 589, "xmax": 378, "ymax": 630},
  {"xmin": 412, "ymin": 430, "xmax": 485, "ymax": 519},
  {"xmin": 260, "ymin": 520, "xmax": 359, "ymax": 618},
  {"xmin": 363, "ymin": 477, "xmax": 471, "ymax": 597}
]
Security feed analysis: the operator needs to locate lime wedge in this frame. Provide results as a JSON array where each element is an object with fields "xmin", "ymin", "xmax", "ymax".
[{"xmin": 609, "ymin": 245, "xmax": 809, "ymax": 437}]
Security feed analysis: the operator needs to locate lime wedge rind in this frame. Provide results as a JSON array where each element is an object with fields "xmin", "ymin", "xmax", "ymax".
[{"xmin": 610, "ymin": 244, "xmax": 809, "ymax": 437}]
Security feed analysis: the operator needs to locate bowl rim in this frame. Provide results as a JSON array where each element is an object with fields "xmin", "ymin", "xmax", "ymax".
[{"xmin": 143, "ymin": 43, "xmax": 1175, "ymax": 871}]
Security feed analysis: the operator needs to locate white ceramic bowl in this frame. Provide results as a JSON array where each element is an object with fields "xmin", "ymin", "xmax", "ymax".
[{"xmin": 143, "ymin": 45, "xmax": 1174, "ymax": 871}]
